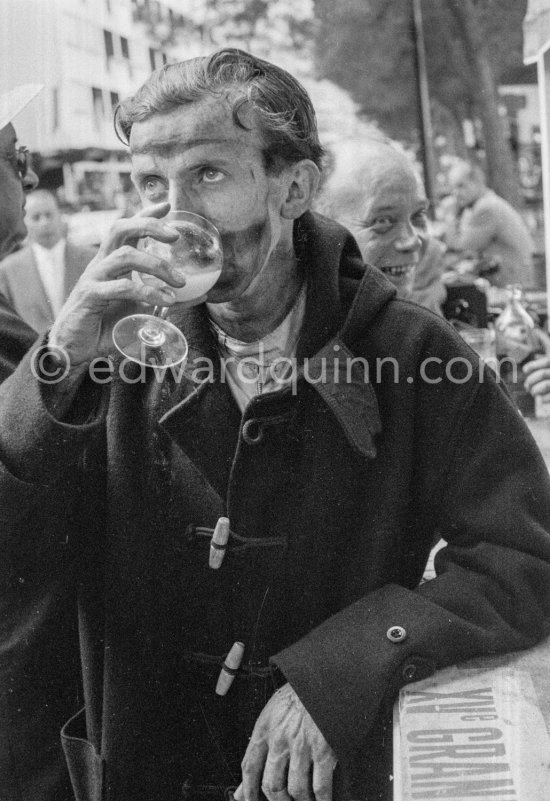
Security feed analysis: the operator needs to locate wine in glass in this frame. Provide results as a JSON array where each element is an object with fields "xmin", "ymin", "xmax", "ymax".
[{"xmin": 112, "ymin": 211, "xmax": 223, "ymax": 367}]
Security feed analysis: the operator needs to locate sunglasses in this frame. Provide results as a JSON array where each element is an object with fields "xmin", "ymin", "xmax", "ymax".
[{"xmin": 15, "ymin": 145, "xmax": 31, "ymax": 179}]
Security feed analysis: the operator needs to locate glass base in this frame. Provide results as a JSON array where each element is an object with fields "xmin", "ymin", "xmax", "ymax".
[{"xmin": 112, "ymin": 314, "xmax": 188, "ymax": 368}]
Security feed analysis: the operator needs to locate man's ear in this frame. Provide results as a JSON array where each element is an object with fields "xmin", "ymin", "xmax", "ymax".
[{"xmin": 280, "ymin": 160, "xmax": 320, "ymax": 220}]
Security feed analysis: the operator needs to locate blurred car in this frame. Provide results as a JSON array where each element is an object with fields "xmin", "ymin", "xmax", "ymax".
[{"xmin": 65, "ymin": 208, "xmax": 123, "ymax": 249}]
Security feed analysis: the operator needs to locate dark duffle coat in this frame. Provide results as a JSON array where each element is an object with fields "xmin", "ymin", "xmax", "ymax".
[{"xmin": 1, "ymin": 212, "xmax": 550, "ymax": 801}]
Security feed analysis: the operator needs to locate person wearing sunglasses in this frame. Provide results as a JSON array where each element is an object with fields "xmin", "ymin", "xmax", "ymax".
[
  {"xmin": 0, "ymin": 86, "xmax": 40, "ymax": 382},
  {"xmin": 0, "ymin": 85, "xmax": 76, "ymax": 801},
  {"xmin": 0, "ymin": 95, "xmax": 40, "ymax": 257}
]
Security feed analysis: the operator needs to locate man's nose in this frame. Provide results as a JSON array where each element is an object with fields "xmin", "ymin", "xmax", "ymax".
[
  {"xmin": 168, "ymin": 184, "xmax": 199, "ymax": 214},
  {"xmin": 394, "ymin": 224, "xmax": 422, "ymax": 253},
  {"xmin": 22, "ymin": 167, "xmax": 39, "ymax": 193}
]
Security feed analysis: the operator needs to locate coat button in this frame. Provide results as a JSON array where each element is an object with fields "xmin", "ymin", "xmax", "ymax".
[
  {"xmin": 242, "ymin": 361, "xmax": 259, "ymax": 379},
  {"xmin": 402, "ymin": 663, "xmax": 417, "ymax": 682},
  {"xmin": 386, "ymin": 625, "xmax": 407, "ymax": 643},
  {"xmin": 209, "ymin": 517, "xmax": 230, "ymax": 569},
  {"xmin": 216, "ymin": 641, "xmax": 245, "ymax": 696},
  {"xmin": 242, "ymin": 419, "xmax": 264, "ymax": 445}
]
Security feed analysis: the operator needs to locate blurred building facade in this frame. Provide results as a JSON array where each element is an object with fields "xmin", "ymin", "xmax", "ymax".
[{"xmin": 0, "ymin": 0, "xmax": 189, "ymax": 209}]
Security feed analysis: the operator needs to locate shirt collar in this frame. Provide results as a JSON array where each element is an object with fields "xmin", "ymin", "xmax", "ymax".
[{"xmin": 32, "ymin": 238, "xmax": 65, "ymax": 260}]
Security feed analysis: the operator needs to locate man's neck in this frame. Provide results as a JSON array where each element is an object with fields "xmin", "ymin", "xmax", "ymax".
[{"xmin": 207, "ymin": 254, "xmax": 303, "ymax": 342}]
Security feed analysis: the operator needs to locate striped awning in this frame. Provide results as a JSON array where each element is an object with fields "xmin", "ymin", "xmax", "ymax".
[{"xmin": 524, "ymin": 0, "xmax": 550, "ymax": 63}]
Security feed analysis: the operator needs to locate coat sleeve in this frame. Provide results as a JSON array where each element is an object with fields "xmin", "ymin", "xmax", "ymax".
[
  {"xmin": 271, "ymin": 372, "xmax": 550, "ymax": 773},
  {"xmin": 0, "ymin": 289, "xmax": 37, "ymax": 382},
  {"xmin": 0, "ymin": 341, "xmax": 107, "ymax": 582}
]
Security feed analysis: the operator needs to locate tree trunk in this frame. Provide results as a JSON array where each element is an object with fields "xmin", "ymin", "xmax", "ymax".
[{"xmin": 446, "ymin": 0, "xmax": 523, "ymax": 208}]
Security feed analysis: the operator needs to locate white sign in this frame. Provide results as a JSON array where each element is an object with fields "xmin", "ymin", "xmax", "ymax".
[{"xmin": 393, "ymin": 666, "xmax": 550, "ymax": 800}]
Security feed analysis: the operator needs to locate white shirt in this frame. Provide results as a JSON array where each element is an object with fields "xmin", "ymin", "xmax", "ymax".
[
  {"xmin": 32, "ymin": 239, "xmax": 66, "ymax": 317},
  {"xmin": 210, "ymin": 282, "xmax": 307, "ymax": 412}
]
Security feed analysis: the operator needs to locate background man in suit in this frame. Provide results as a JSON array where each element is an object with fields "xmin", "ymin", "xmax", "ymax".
[{"xmin": 0, "ymin": 189, "xmax": 96, "ymax": 332}]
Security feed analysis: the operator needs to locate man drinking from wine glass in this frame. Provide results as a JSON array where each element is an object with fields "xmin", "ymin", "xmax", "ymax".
[{"xmin": 0, "ymin": 50, "xmax": 550, "ymax": 801}]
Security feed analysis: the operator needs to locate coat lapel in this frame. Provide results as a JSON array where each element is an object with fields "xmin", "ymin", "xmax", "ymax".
[
  {"xmin": 302, "ymin": 336, "xmax": 381, "ymax": 459},
  {"xmin": 158, "ymin": 304, "xmax": 242, "ymax": 500},
  {"xmin": 294, "ymin": 213, "xmax": 383, "ymax": 459}
]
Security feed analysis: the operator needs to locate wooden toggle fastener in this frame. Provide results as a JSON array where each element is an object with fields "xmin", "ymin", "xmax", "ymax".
[
  {"xmin": 216, "ymin": 641, "xmax": 245, "ymax": 696},
  {"xmin": 209, "ymin": 517, "xmax": 230, "ymax": 569}
]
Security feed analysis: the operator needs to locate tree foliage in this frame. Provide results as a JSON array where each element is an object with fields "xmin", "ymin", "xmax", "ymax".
[
  {"xmin": 312, "ymin": 0, "xmax": 528, "ymax": 205},
  {"xmin": 312, "ymin": 0, "xmax": 419, "ymax": 136},
  {"xmin": 134, "ymin": 0, "xmax": 315, "ymax": 63},
  {"xmin": 313, "ymin": 0, "xmax": 526, "ymax": 136}
]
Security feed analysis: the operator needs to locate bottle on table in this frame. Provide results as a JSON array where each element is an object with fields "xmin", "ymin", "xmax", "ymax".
[{"xmin": 494, "ymin": 284, "xmax": 544, "ymax": 417}]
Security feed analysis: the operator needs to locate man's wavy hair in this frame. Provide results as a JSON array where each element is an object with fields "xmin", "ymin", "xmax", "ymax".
[{"xmin": 115, "ymin": 48, "xmax": 324, "ymax": 174}]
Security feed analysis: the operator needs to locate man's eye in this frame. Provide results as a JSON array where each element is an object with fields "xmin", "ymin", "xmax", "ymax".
[
  {"xmin": 370, "ymin": 216, "xmax": 394, "ymax": 232},
  {"xmin": 143, "ymin": 177, "xmax": 164, "ymax": 194},
  {"xmin": 199, "ymin": 168, "xmax": 224, "ymax": 184}
]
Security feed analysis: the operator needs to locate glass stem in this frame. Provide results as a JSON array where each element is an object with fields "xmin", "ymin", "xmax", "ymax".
[{"xmin": 153, "ymin": 306, "xmax": 169, "ymax": 319}]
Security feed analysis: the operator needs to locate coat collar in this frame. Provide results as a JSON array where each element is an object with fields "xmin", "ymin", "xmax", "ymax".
[{"xmin": 159, "ymin": 212, "xmax": 392, "ymax": 460}]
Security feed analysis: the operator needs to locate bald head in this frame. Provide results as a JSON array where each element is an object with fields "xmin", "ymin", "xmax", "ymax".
[
  {"xmin": 319, "ymin": 139, "xmax": 418, "ymax": 216},
  {"xmin": 317, "ymin": 138, "xmax": 428, "ymax": 298}
]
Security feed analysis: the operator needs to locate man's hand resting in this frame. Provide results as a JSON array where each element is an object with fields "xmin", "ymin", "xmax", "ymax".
[{"xmin": 233, "ymin": 683, "xmax": 337, "ymax": 801}]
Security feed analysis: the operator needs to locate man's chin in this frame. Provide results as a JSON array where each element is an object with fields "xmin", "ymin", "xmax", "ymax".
[{"xmin": 205, "ymin": 278, "xmax": 248, "ymax": 305}]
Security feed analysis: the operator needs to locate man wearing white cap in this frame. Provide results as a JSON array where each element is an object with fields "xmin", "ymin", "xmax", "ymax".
[
  {"xmin": 0, "ymin": 84, "xmax": 41, "ymax": 255},
  {"xmin": 0, "ymin": 86, "xmax": 75, "ymax": 801},
  {"xmin": 0, "ymin": 83, "xmax": 41, "ymax": 379}
]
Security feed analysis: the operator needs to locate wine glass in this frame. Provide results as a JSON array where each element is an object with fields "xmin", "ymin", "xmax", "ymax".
[{"xmin": 112, "ymin": 211, "xmax": 223, "ymax": 367}]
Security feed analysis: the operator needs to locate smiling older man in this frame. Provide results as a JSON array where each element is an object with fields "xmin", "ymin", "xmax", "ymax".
[
  {"xmin": 0, "ymin": 50, "xmax": 550, "ymax": 801},
  {"xmin": 318, "ymin": 137, "xmax": 446, "ymax": 315}
]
